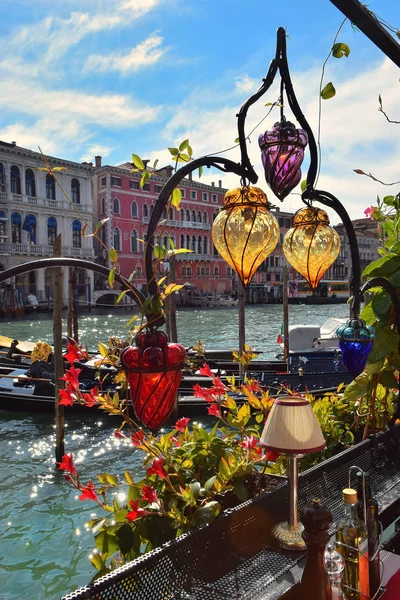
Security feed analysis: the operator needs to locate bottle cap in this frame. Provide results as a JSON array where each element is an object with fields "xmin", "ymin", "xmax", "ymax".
[{"xmin": 342, "ymin": 488, "xmax": 357, "ymax": 504}]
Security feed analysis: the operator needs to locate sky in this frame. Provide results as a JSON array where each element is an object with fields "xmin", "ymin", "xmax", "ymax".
[{"xmin": 0, "ymin": 0, "xmax": 399, "ymax": 222}]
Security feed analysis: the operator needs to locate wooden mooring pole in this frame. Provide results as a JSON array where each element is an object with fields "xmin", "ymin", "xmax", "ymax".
[{"xmin": 53, "ymin": 235, "xmax": 65, "ymax": 463}]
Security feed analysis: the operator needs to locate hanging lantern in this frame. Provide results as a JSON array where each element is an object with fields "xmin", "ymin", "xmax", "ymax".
[
  {"xmin": 336, "ymin": 319, "xmax": 375, "ymax": 378},
  {"xmin": 121, "ymin": 330, "xmax": 186, "ymax": 430},
  {"xmin": 283, "ymin": 207, "xmax": 340, "ymax": 290},
  {"xmin": 258, "ymin": 120, "xmax": 308, "ymax": 200},
  {"xmin": 212, "ymin": 186, "xmax": 279, "ymax": 287}
]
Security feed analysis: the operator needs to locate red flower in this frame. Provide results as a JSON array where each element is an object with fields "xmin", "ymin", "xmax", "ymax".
[
  {"xmin": 264, "ymin": 449, "xmax": 279, "ymax": 462},
  {"xmin": 171, "ymin": 436, "xmax": 180, "ymax": 447},
  {"xmin": 57, "ymin": 453, "xmax": 77, "ymax": 475},
  {"xmin": 82, "ymin": 386, "xmax": 100, "ymax": 407},
  {"xmin": 61, "ymin": 365, "xmax": 82, "ymax": 391},
  {"xmin": 240, "ymin": 435, "xmax": 258, "ymax": 450},
  {"xmin": 207, "ymin": 403, "xmax": 221, "ymax": 418},
  {"xmin": 147, "ymin": 457, "xmax": 168, "ymax": 480},
  {"xmin": 131, "ymin": 430, "xmax": 145, "ymax": 447},
  {"xmin": 174, "ymin": 417, "xmax": 190, "ymax": 432},
  {"xmin": 198, "ymin": 363, "xmax": 214, "ymax": 378},
  {"xmin": 58, "ymin": 384, "xmax": 76, "ymax": 407},
  {"xmin": 193, "ymin": 384, "xmax": 222, "ymax": 403},
  {"xmin": 64, "ymin": 342, "xmax": 88, "ymax": 364},
  {"xmin": 364, "ymin": 206, "xmax": 376, "ymax": 220},
  {"xmin": 126, "ymin": 499, "xmax": 150, "ymax": 522},
  {"xmin": 142, "ymin": 485, "xmax": 158, "ymax": 504},
  {"xmin": 114, "ymin": 429, "xmax": 127, "ymax": 439},
  {"xmin": 79, "ymin": 481, "xmax": 98, "ymax": 502}
]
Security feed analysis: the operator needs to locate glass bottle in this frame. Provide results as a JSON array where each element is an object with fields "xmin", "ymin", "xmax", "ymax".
[
  {"xmin": 335, "ymin": 488, "xmax": 368, "ymax": 600},
  {"xmin": 324, "ymin": 544, "xmax": 346, "ymax": 599},
  {"xmin": 357, "ymin": 471, "xmax": 381, "ymax": 599}
]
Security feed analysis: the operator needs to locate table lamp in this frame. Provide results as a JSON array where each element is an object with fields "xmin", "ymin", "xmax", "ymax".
[{"xmin": 261, "ymin": 396, "xmax": 326, "ymax": 550}]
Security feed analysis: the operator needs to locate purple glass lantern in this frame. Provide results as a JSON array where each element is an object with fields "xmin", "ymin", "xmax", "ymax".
[{"xmin": 258, "ymin": 121, "xmax": 308, "ymax": 200}]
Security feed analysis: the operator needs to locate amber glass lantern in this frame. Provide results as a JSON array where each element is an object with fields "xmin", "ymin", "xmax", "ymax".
[
  {"xmin": 283, "ymin": 206, "xmax": 340, "ymax": 290},
  {"xmin": 212, "ymin": 186, "xmax": 279, "ymax": 287}
]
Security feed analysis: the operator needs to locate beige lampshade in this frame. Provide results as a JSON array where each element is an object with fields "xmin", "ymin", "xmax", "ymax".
[{"xmin": 260, "ymin": 396, "xmax": 325, "ymax": 454}]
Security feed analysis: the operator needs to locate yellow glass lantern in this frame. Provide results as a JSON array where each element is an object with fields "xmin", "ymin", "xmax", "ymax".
[
  {"xmin": 283, "ymin": 207, "xmax": 340, "ymax": 290},
  {"xmin": 212, "ymin": 186, "xmax": 279, "ymax": 287}
]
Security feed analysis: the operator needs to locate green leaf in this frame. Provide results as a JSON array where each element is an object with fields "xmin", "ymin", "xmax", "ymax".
[
  {"xmin": 198, "ymin": 166, "xmax": 203, "ymax": 178},
  {"xmin": 171, "ymin": 188, "xmax": 182, "ymax": 209},
  {"xmin": 204, "ymin": 475, "xmax": 217, "ymax": 491},
  {"xmin": 98, "ymin": 342, "xmax": 108, "ymax": 357},
  {"xmin": 233, "ymin": 480, "xmax": 249, "ymax": 502},
  {"xmin": 132, "ymin": 154, "xmax": 144, "ymax": 170},
  {"xmin": 116, "ymin": 290, "xmax": 128, "ymax": 305},
  {"xmin": 109, "ymin": 248, "xmax": 118, "ymax": 263},
  {"xmin": 169, "ymin": 248, "xmax": 193, "ymax": 255},
  {"xmin": 97, "ymin": 472, "xmax": 118, "ymax": 486},
  {"xmin": 189, "ymin": 481, "xmax": 201, "ymax": 499},
  {"xmin": 140, "ymin": 171, "xmax": 150, "ymax": 188},
  {"xmin": 371, "ymin": 290, "xmax": 391, "ymax": 319},
  {"xmin": 94, "ymin": 218, "xmax": 109, "ymax": 233},
  {"xmin": 124, "ymin": 471, "xmax": 134, "ymax": 485},
  {"xmin": 343, "ymin": 377, "xmax": 368, "ymax": 401},
  {"xmin": 154, "ymin": 244, "xmax": 166, "ymax": 259},
  {"xmin": 218, "ymin": 457, "xmax": 231, "ymax": 480},
  {"xmin": 108, "ymin": 267, "xmax": 115, "ymax": 288},
  {"xmin": 116, "ymin": 523, "xmax": 135, "ymax": 555},
  {"xmin": 168, "ymin": 147, "xmax": 179, "ymax": 156},
  {"xmin": 363, "ymin": 255, "xmax": 400, "ymax": 278},
  {"xmin": 343, "ymin": 430, "xmax": 354, "ymax": 445},
  {"xmin": 153, "ymin": 159, "xmax": 159, "ymax": 169},
  {"xmin": 90, "ymin": 553, "xmax": 107, "ymax": 571},
  {"xmin": 177, "ymin": 153, "xmax": 190, "ymax": 163},
  {"xmin": 187, "ymin": 145, "xmax": 193, "ymax": 157},
  {"xmin": 192, "ymin": 502, "xmax": 221, "ymax": 526},
  {"xmin": 95, "ymin": 531, "xmax": 119, "ymax": 556},
  {"xmin": 368, "ymin": 328, "xmax": 399, "ymax": 362},
  {"xmin": 379, "ymin": 369, "xmax": 398, "ymax": 389},
  {"xmin": 164, "ymin": 283, "xmax": 183, "ymax": 295},
  {"xmin": 332, "ymin": 42, "xmax": 350, "ymax": 58},
  {"xmin": 321, "ymin": 82, "xmax": 336, "ymax": 100},
  {"xmin": 300, "ymin": 179, "xmax": 307, "ymax": 192},
  {"xmin": 179, "ymin": 139, "xmax": 189, "ymax": 151},
  {"xmin": 234, "ymin": 138, "xmax": 240, "ymax": 144}
]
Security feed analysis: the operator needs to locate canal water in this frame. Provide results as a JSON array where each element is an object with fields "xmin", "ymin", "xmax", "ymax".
[{"xmin": 0, "ymin": 304, "xmax": 348, "ymax": 599}]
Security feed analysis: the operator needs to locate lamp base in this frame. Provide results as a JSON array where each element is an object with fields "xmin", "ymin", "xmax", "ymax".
[{"xmin": 272, "ymin": 521, "xmax": 306, "ymax": 551}]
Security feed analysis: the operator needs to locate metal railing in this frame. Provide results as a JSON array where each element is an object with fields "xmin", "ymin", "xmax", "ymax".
[{"xmin": 0, "ymin": 242, "xmax": 94, "ymax": 258}]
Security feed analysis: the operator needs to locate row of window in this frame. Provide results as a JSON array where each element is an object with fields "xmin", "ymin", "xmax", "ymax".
[
  {"xmin": 0, "ymin": 211, "xmax": 82, "ymax": 247},
  {"xmin": 112, "ymin": 229, "xmax": 217, "ymax": 256},
  {"xmin": 0, "ymin": 163, "xmax": 81, "ymax": 203},
  {"xmin": 102, "ymin": 175, "xmax": 219, "ymax": 202},
  {"xmin": 104, "ymin": 197, "xmax": 218, "ymax": 224}
]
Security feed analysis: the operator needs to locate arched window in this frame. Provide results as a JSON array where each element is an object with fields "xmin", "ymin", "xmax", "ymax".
[
  {"xmin": 191, "ymin": 235, "xmax": 196, "ymax": 252},
  {"xmin": 136, "ymin": 264, "xmax": 142, "ymax": 277},
  {"xmin": 214, "ymin": 266, "xmax": 219, "ymax": 277},
  {"xmin": 186, "ymin": 209, "xmax": 190, "ymax": 221},
  {"xmin": 25, "ymin": 169, "xmax": 36, "ymax": 197},
  {"xmin": 180, "ymin": 209, "xmax": 184, "ymax": 222},
  {"xmin": 11, "ymin": 166, "xmax": 21, "ymax": 195},
  {"xmin": 170, "ymin": 208, "xmax": 174, "ymax": 221},
  {"xmin": 48, "ymin": 217, "xmax": 57, "ymax": 246},
  {"xmin": 162, "ymin": 207, "xmax": 167, "ymax": 219},
  {"xmin": 23, "ymin": 213, "xmax": 36, "ymax": 243},
  {"xmin": 203, "ymin": 211, "xmax": 207, "ymax": 224},
  {"xmin": 131, "ymin": 230, "xmax": 138, "ymax": 252},
  {"xmin": 113, "ymin": 227, "xmax": 121, "ymax": 251},
  {"xmin": 192, "ymin": 210, "xmax": 196, "ymax": 222},
  {"xmin": 46, "ymin": 174, "xmax": 56, "ymax": 200},
  {"xmin": 213, "ymin": 243, "xmax": 218, "ymax": 256},
  {"xmin": 143, "ymin": 204, "xmax": 148, "ymax": 218},
  {"xmin": 198, "ymin": 235, "xmax": 202, "ymax": 254},
  {"xmin": 201, "ymin": 267, "xmax": 205, "ymax": 276},
  {"xmin": 131, "ymin": 201, "xmax": 138, "ymax": 218},
  {"xmin": 180, "ymin": 234, "xmax": 185, "ymax": 248},
  {"xmin": 182, "ymin": 266, "xmax": 187, "ymax": 277},
  {"xmin": 203, "ymin": 235, "xmax": 208, "ymax": 255},
  {"xmin": 12, "ymin": 212, "xmax": 22, "ymax": 243},
  {"xmin": 186, "ymin": 234, "xmax": 190, "ymax": 249},
  {"xmin": 163, "ymin": 236, "xmax": 168, "ymax": 248},
  {"xmin": 101, "ymin": 197, "xmax": 106, "ymax": 214},
  {"xmin": 113, "ymin": 197, "xmax": 120, "ymax": 214},
  {"xmin": 197, "ymin": 210, "xmax": 202, "ymax": 223},
  {"xmin": 150, "ymin": 205, "xmax": 154, "ymax": 216},
  {"xmin": 0, "ymin": 210, "xmax": 5, "ymax": 239},
  {"xmin": 71, "ymin": 178, "xmax": 80, "ymax": 204},
  {"xmin": 72, "ymin": 220, "xmax": 82, "ymax": 248},
  {"xmin": 0, "ymin": 164, "xmax": 4, "ymax": 187}
]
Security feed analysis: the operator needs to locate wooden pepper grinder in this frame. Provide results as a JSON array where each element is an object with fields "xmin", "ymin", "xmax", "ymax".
[{"xmin": 300, "ymin": 498, "xmax": 332, "ymax": 600}]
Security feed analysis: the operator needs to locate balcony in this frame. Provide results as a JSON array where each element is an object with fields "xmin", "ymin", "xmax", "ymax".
[
  {"xmin": 0, "ymin": 243, "xmax": 95, "ymax": 259},
  {"xmin": 142, "ymin": 216, "xmax": 210, "ymax": 230},
  {"xmin": 0, "ymin": 191, "xmax": 90, "ymax": 213},
  {"xmin": 174, "ymin": 252, "xmax": 213, "ymax": 261}
]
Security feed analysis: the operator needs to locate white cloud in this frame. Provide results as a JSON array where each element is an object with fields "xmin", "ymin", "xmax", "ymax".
[
  {"xmin": 84, "ymin": 34, "xmax": 166, "ymax": 74},
  {"xmin": 234, "ymin": 74, "xmax": 258, "ymax": 94},
  {"xmin": 80, "ymin": 145, "xmax": 114, "ymax": 163}
]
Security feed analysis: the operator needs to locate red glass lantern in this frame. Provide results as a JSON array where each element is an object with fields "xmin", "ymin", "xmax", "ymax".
[{"xmin": 121, "ymin": 330, "xmax": 186, "ymax": 430}]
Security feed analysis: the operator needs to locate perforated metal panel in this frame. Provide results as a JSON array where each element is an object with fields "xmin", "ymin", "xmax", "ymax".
[{"xmin": 62, "ymin": 426, "xmax": 400, "ymax": 600}]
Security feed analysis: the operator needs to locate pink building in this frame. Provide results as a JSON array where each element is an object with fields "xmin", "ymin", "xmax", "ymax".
[{"xmin": 92, "ymin": 158, "xmax": 235, "ymax": 295}]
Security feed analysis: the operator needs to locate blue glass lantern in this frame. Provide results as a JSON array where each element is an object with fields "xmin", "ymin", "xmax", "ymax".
[{"xmin": 336, "ymin": 319, "xmax": 376, "ymax": 378}]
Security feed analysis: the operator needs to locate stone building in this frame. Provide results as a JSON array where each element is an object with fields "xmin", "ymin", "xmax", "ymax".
[{"xmin": 0, "ymin": 140, "xmax": 95, "ymax": 306}]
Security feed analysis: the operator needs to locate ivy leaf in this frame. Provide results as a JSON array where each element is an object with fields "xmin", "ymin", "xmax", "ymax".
[
  {"xmin": 171, "ymin": 188, "xmax": 182, "ymax": 209},
  {"xmin": 179, "ymin": 139, "xmax": 189, "ymax": 151},
  {"xmin": 332, "ymin": 43, "xmax": 350, "ymax": 58},
  {"xmin": 321, "ymin": 82, "xmax": 336, "ymax": 100},
  {"xmin": 168, "ymin": 147, "xmax": 179, "ymax": 156},
  {"xmin": 132, "ymin": 154, "xmax": 144, "ymax": 170}
]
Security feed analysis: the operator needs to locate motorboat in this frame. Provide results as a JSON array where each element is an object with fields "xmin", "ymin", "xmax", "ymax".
[{"xmin": 278, "ymin": 317, "xmax": 346, "ymax": 354}]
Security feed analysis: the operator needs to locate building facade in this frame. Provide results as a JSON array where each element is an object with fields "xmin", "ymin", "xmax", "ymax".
[
  {"xmin": 0, "ymin": 140, "xmax": 95, "ymax": 305},
  {"xmin": 92, "ymin": 158, "xmax": 236, "ymax": 296},
  {"xmin": 333, "ymin": 218, "xmax": 381, "ymax": 282}
]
